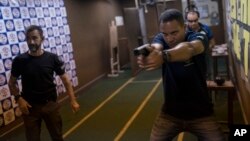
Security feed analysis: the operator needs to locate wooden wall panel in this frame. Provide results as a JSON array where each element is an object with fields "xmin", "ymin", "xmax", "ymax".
[
  {"xmin": 123, "ymin": 8, "xmax": 142, "ymax": 76},
  {"xmin": 64, "ymin": 0, "xmax": 130, "ymax": 92}
]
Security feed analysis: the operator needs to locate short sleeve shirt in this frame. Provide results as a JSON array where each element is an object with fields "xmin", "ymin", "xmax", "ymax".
[
  {"xmin": 11, "ymin": 51, "xmax": 65, "ymax": 102},
  {"xmin": 152, "ymin": 31, "xmax": 213, "ymax": 119}
]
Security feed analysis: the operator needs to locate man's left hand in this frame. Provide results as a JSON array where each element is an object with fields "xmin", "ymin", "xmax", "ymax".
[{"xmin": 70, "ymin": 100, "xmax": 80, "ymax": 113}]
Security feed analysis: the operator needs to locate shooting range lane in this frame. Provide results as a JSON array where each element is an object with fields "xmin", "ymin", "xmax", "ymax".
[{"xmin": 64, "ymin": 69, "xmax": 162, "ymax": 141}]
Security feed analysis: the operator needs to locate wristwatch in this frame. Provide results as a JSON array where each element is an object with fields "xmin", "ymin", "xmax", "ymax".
[
  {"xmin": 14, "ymin": 95, "xmax": 22, "ymax": 101},
  {"xmin": 162, "ymin": 50, "xmax": 171, "ymax": 62}
]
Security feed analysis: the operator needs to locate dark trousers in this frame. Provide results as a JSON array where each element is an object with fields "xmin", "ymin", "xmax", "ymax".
[
  {"xmin": 23, "ymin": 101, "xmax": 63, "ymax": 141},
  {"xmin": 150, "ymin": 112, "xmax": 225, "ymax": 141}
]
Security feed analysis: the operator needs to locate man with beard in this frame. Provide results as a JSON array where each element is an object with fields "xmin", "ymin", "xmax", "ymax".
[{"xmin": 8, "ymin": 25, "xmax": 80, "ymax": 141}]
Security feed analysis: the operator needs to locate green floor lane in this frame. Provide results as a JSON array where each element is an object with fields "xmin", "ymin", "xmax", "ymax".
[
  {"xmin": 119, "ymin": 86, "xmax": 163, "ymax": 141},
  {"xmin": 65, "ymin": 81, "xmax": 161, "ymax": 141}
]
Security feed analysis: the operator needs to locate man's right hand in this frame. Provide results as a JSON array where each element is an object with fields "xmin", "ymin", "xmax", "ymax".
[
  {"xmin": 17, "ymin": 97, "xmax": 32, "ymax": 115},
  {"xmin": 137, "ymin": 47, "xmax": 164, "ymax": 70}
]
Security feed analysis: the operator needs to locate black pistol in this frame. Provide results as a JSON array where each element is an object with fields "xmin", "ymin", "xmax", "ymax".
[{"xmin": 133, "ymin": 44, "xmax": 150, "ymax": 56}]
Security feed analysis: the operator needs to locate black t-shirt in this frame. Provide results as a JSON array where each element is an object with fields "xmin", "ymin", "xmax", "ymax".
[
  {"xmin": 152, "ymin": 31, "xmax": 213, "ymax": 119},
  {"xmin": 11, "ymin": 51, "xmax": 65, "ymax": 103}
]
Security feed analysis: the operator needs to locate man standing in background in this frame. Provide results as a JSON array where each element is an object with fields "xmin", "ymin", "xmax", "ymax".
[
  {"xmin": 186, "ymin": 10, "xmax": 216, "ymax": 79},
  {"xmin": 8, "ymin": 25, "xmax": 80, "ymax": 141},
  {"xmin": 186, "ymin": 10, "xmax": 215, "ymax": 50}
]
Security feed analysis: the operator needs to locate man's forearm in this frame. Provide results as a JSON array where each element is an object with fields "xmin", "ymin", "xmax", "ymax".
[
  {"xmin": 209, "ymin": 38, "xmax": 215, "ymax": 49},
  {"xmin": 8, "ymin": 76, "xmax": 20, "ymax": 96},
  {"xmin": 65, "ymin": 84, "xmax": 76, "ymax": 102},
  {"xmin": 60, "ymin": 73, "xmax": 77, "ymax": 102},
  {"xmin": 165, "ymin": 41, "xmax": 203, "ymax": 62}
]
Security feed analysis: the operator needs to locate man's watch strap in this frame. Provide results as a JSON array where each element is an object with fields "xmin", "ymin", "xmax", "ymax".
[{"xmin": 162, "ymin": 50, "xmax": 171, "ymax": 62}]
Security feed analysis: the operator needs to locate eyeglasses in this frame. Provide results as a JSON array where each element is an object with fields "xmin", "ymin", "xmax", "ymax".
[{"xmin": 187, "ymin": 19, "xmax": 198, "ymax": 23}]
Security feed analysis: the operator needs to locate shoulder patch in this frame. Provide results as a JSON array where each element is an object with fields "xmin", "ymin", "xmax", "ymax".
[
  {"xmin": 197, "ymin": 35, "xmax": 204, "ymax": 40},
  {"xmin": 200, "ymin": 31, "xmax": 206, "ymax": 35}
]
